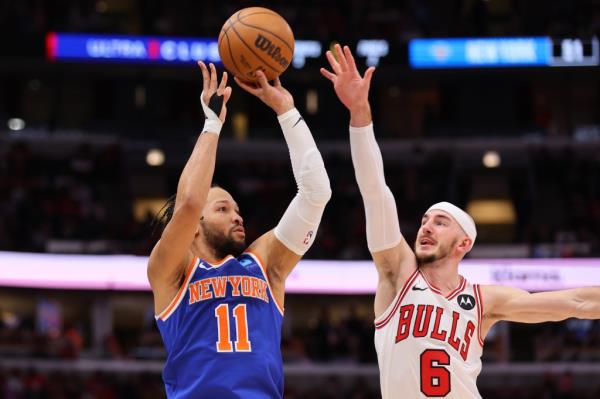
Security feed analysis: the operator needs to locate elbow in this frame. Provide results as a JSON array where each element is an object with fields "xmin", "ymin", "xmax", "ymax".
[
  {"xmin": 301, "ymin": 178, "xmax": 331, "ymax": 207},
  {"xmin": 297, "ymin": 153, "xmax": 332, "ymax": 206},
  {"xmin": 177, "ymin": 195, "xmax": 204, "ymax": 217},
  {"xmin": 314, "ymin": 176, "xmax": 332, "ymax": 205}
]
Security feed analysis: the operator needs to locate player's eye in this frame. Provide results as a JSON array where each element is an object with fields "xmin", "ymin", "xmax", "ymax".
[{"xmin": 218, "ymin": 207, "xmax": 226, "ymax": 212}]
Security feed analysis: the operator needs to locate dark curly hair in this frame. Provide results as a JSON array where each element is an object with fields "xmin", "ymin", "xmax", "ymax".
[
  {"xmin": 152, "ymin": 194, "xmax": 177, "ymax": 237},
  {"xmin": 152, "ymin": 184, "xmax": 222, "ymax": 237}
]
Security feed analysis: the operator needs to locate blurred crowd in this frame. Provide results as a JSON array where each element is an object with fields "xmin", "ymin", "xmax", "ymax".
[
  {"xmin": 0, "ymin": 139, "xmax": 598, "ymax": 258},
  {"xmin": 2, "ymin": 314, "xmax": 600, "ymax": 398},
  {"xmin": 1, "ymin": 300, "xmax": 600, "ymax": 364},
  {"xmin": 3, "ymin": 0, "xmax": 599, "ymax": 40},
  {"xmin": 0, "ymin": 369, "xmax": 164, "ymax": 399},
  {"xmin": 1, "ymin": 368, "xmax": 599, "ymax": 399}
]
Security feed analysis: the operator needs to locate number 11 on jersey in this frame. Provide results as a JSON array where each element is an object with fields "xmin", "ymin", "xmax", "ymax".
[{"xmin": 215, "ymin": 303, "xmax": 252, "ymax": 352}]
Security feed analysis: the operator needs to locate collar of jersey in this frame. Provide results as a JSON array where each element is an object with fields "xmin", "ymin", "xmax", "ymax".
[
  {"xmin": 199, "ymin": 255, "xmax": 234, "ymax": 269},
  {"xmin": 419, "ymin": 271, "xmax": 466, "ymax": 300}
]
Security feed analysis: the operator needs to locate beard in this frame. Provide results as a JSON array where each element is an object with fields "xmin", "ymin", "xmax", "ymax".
[
  {"xmin": 415, "ymin": 238, "xmax": 457, "ymax": 267},
  {"xmin": 201, "ymin": 221, "xmax": 246, "ymax": 259}
]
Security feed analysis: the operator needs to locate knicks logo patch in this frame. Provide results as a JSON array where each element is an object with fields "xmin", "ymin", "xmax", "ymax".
[{"xmin": 457, "ymin": 294, "xmax": 475, "ymax": 310}]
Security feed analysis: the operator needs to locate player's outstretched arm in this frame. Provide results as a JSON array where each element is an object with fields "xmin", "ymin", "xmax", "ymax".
[
  {"xmin": 481, "ymin": 285, "xmax": 600, "ymax": 337},
  {"xmin": 321, "ymin": 44, "xmax": 416, "ymax": 314},
  {"xmin": 148, "ymin": 62, "xmax": 232, "ymax": 314},
  {"xmin": 236, "ymin": 71, "xmax": 331, "ymax": 306}
]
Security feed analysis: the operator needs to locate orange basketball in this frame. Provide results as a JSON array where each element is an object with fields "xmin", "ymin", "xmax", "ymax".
[{"xmin": 218, "ymin": 7, "xmax": 295, "ymax": 82}]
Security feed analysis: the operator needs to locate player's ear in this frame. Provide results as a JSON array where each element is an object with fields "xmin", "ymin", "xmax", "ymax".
[
  {"xmin": 457, "ymin": 237, "xmax": 472, "ymax": 254},
  {"xmin": 195, "ymin": 217, "xmax": 204, "ymax": 237}
]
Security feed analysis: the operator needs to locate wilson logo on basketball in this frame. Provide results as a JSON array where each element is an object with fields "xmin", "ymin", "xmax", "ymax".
[{"xmin": 254, "ymin": 34, "xmax": 289, "ymax": 68}]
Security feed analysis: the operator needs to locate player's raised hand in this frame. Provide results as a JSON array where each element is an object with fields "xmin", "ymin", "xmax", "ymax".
[
  {"xmin": 320, "ymin": 44, "xmax": 375, "ymax": 113},
  {"xmin": 234, "ymin": 71, "xmax": 294, "ymax": 116},
  {"xmin": 198, "ymin": 61, "xmax": 232, "ymax": 123}
]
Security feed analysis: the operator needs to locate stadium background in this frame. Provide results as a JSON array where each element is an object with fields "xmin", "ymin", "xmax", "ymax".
[{"xmin": 0, "ymin": 0, "xmax": 599, "ymax": 397}]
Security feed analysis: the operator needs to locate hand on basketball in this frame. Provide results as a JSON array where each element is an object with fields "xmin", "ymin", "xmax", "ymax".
[
  {"xmin": 234, "ymin": 71, "xmax": 294, "ymax": 116},
  {"xmin": 320, "ymin": 44, "xmax": 375, "ymax": 114},
  {"xmin": 198, "ymin": 61, "xmax": 232, "ymax": 123}
]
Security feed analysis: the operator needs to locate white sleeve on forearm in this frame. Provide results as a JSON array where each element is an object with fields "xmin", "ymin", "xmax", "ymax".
[
  {"xmin": 350, "ymin": 123, "xmax": 402, "ymax": 253},
  {"xmin": 274, "ymin": 108, "xmax": 332, "ymax": 255}
]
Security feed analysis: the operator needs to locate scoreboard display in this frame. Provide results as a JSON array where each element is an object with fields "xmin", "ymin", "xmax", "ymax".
[
  {"xmin": 409, "ymin": 36, "xmax": 599, "ymax": 68},
  {"xmin": 551, "ymin": 37, "xmax": 599, "ymax": 67},
  {"xmin": 45, "ymin": 32, "xmax": 599, "ymax": 69}
]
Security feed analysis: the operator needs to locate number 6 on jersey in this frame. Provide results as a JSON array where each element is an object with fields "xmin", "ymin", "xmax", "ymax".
[
  {"xmin": 214, "ymin": 303, "xmax": 252, "ymax": 352},
  {"xmin": 420, "ymin": 349, "xmax": 451, "ymax": 397}
]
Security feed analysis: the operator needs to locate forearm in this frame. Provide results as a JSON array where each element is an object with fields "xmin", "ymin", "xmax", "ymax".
[
  {"xmin": 274, "ymin": 108, "xmax": 331, "ymax": 255},
  {"xmin": 349, "ymin": 123, "xmax": 387, "ymax": 197},
  {"xmin": 279, "ymin": 108, "xmax": 331, "ymax": 204},
  {"xmin": 573, "ymin": 287, "xmax": 600, "ymax": 319},
  {"xmin": 278, "ymin": 108, "xmax": 320, "ymax": 179},
  {"xmin": 175, "ymin": 133, "xmax": 219, "ymax": 213},
  {"xmin": 349, "ymin": 119, "xmax": 401, "ymax": 252},
  {"xmin": 489, "ymin": 285, "xmax": 600, "ymax": 323}
]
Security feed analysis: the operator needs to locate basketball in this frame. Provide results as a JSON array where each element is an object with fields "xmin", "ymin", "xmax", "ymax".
[{"xmin": 218, "ymin": 7, "xmax": 295, "ymax": 82}]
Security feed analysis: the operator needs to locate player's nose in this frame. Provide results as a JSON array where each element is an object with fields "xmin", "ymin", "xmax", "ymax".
[
  {"xmin": 233, "ymin": 213, "xmax": 244, "ymax": 226},
  {"xmin": 421, "ymin": 220, "xmax": 433, "ymax": 233}
]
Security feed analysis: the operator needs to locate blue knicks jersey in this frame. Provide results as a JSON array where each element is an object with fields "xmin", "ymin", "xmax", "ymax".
[{"xmin": 155, "ymin": 252, "xmax": 284, "ymax": 399}]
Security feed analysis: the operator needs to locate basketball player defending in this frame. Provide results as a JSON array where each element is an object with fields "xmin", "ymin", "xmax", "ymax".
[
  {"xmin": 148, "ymin": 62, "xmax": 331, "ymax": 398},
  {"xmin": 321, "ymin": 44, "xmax": 600, "ymax": 398}
]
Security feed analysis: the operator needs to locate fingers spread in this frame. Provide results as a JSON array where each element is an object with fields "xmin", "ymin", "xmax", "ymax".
[
  {"xmin": 234, "ymin": 76, "xmax": 260, "ymax": 96},
  {"xmin": 198, "ymin": 61, "xmax": 209, "ymax": 93},
  {"xmin": 222, "ymin": 86, "xmax": 232, "ymax": 103},
  {"xmin": 219, "ymin": 87, "xmax": 233, "ymax": 121},
  {"xmin": 364, "ymin": 66, "xmax": 376, "ymax": 86},
  {"xmin": 320, "ymin": 68, "xmax": 336, "ymax": 82},
  {"xmin": 209, "ymin": 63, "xmax": 218, "ymax": 92},
  {"xmin": 217, "ymin": 71, "xmax": 228, "ymax": 96},
  {"xmin": 335, "ymin": 44, "xmax": 347, "ymax": 71},
  {"xmin": 255, "ymin": 70, "xmax": 269, "ymax": 88},
  {"xmin": 325, "ymin": 50, "xmax": 342, "ymax": 74},
  {"xmin": 343, "ymin": 46, "xmax": 358, "ymax": 74}
]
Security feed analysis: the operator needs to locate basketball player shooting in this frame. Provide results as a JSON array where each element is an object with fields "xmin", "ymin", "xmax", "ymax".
[
  {"xmin": 321, "ymin": 44, "xmax": 600, "ymax": 398},
  {"xmin": 148, "ymin": 62, "xmax": 331, "ymax": 398}
]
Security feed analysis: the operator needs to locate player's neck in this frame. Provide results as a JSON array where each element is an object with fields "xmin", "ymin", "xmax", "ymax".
[
  {"xmin": 191, "ymin": 242, "xmax": 224, "ymax": 265},
  {"xmin": 418, "ymin": 260, "xmax": 461, "ymax": 295}
]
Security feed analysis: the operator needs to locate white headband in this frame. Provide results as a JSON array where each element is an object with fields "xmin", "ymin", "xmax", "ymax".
[{"xmin": 426, "ymin": 202, "xmax": 477, "ymax": 247}]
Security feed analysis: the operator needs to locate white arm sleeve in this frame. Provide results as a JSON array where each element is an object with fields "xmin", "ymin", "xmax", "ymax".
[
  {"xmin": 349, "ymin": 123, "xmax": 402, "ymax": 253},
  {"xmin": 274, "ymin": 108, "xmax": 332, "ymax": 255}
]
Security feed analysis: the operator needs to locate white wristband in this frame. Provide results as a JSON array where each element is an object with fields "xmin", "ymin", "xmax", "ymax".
[{"xmin": 201, "ymin": 119, "xmax": 222, "ymax": 136}]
